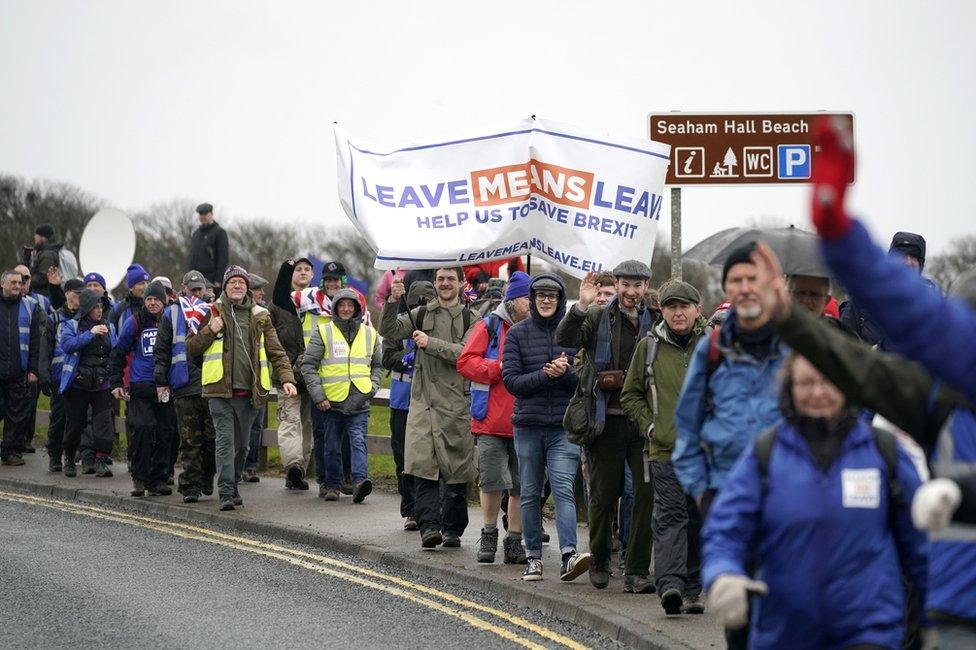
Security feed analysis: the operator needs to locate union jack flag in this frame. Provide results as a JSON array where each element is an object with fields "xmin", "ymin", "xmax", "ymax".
[
  {"xmin": 179, "ymin": 296, "xmax": 211, "ymax": 334},
  {"xmin": 291, "ymin": 287, "xmax": 372, "ymax": 326},
  {"xmin": 461, "ymin": 281, "xmax": 478, "ymax": 303}
]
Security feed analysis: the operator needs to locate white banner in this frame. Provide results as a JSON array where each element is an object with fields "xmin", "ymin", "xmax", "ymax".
[{"xmin": 334, "ymin": 118, "xmax": 671, "ymax": 278}]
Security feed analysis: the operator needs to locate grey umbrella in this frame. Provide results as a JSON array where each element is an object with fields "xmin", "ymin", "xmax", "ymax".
[{"xmin": 684, "ymin": 225, "xmax": 828, "ymax": 277}]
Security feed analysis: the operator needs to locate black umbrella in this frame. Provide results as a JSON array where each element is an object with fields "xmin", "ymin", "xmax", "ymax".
[{"xmin": 684, "ymin": 225, "xmax": 828, "ymax": 278}]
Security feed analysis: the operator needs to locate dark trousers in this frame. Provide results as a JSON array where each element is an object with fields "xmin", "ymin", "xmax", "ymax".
[
  {"xmin": 342, "ymin": 425, "xmax": 351, "ymax": 480},
  {"xmin": 0, "ymin": 375, "xmax": 30, "ymax": 458},
  {"xmin": 413, "ymin": 476, "xmax": 468, "ymax": 537},
  {"xmin": 245, "ymin": 405, "xmax": 265, "ymax": 470},
  {"xmin": 587, "ymin": 414, "xmax": 653, "ymax": 576},
  {"xmin": 126, "ymin": 384, "xmax": 174, "ymax": 486},
  {"xmin": 64, "ymin": 388, "xmax": 114, "ymax": 456},
  {"xmin": 174, "ymin": 395, "xmax": 216, "ymax": 496},
  {"xmin": 389, "ymin": 408, "xmax": 415, "ymax": 518},
  {"xmin": 23, "ymin": 382, "xmax": 39, "ymax": 448},
  {"xmin": 650, "ymin": 459, "xmax": 694, "ymax": 594},
  {"xmin": 168, "ymin": 404, "xmax": 180, "ymax": 477},
  {"xmin": 46, "ymin": 393, "xmax": 67, "ymax": 461},
  {"xmin": 686, "ymin": 493, "xmax": 703, "ymax": 596}
]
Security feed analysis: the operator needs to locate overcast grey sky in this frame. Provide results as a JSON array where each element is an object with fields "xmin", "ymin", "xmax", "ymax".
[{"xmin": 2, "ymin": 0, "xmax": 973, "ymax": 255}]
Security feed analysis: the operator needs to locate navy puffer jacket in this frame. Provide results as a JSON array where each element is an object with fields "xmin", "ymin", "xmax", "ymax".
[{"xmin": 502, "ymin": 274, "xmax": 578, "ymax": 427}]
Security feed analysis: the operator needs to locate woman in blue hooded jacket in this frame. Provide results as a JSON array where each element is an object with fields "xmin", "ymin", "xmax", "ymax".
[{"xmin": 703, "ymin": 351, "xmax": 927, "ymax": 650}]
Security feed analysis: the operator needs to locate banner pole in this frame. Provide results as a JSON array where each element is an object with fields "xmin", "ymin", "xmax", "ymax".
[
  {"xmin": 526, "ymin": 254, "xmax": 532, "ymax": 275},
  {"xmin": 670, "ymin": 187, "xmax": 682, "ymax": 280}
]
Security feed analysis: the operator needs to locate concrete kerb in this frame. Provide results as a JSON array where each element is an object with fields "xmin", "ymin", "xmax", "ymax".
[{"xmin": 0, "ymin": 476, "xmax": 692, "ymax": 650}]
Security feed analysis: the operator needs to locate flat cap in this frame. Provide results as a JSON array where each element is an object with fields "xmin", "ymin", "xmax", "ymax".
[
  {"xmin": 248, "ymin": 273, "xmax": 269, "ymax": 290},
  {"xmin": 659, "ymin": 280, "xmax": 702, "ymax": 306},
  {"xmin": 195, "ymin": 203, "xmax": 214, "ymax": 215},
  {"xmin": 612, "ymin": 259, "xmax": 651, "ymax": 279},
  {"xmin": 182, "ymin": 270, "xmax": 208, "ymax": 290}
]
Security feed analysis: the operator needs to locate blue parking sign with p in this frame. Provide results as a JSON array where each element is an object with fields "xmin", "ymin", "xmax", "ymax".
[{"xmin": 777, "ymin": 144, "xmax": 811, "ymax": 179}]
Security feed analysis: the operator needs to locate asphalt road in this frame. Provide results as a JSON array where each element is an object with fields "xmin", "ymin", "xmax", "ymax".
[{"xmin": 0, "ymin": 494, "xmax": 621, "ymax": 649}]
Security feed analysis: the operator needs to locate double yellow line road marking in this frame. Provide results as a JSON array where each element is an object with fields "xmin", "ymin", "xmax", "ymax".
[{"xmin": 0, "ymin": 491, "xmax": 587, "ymax": 650}]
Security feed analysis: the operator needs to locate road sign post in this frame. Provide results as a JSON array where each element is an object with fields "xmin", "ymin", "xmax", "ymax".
[
  {"xmin": 648, "ymin": 112, "xmax": 855, "ymax": 278},
  {"xmin": 670, "ymin": 187, "xmax": 682, "ymax": 280}
]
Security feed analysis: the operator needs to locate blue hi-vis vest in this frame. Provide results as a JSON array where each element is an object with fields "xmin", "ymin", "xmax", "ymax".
[
  {"xmin": 48, "ymin": 310, "xmax": 69, "ymax": 389},
  {"xmin": 16, "ymin": 296, "xmax": 35, "ymax": 373},
  {"xmin": 29, "ymin": 291, "xmax": 51, "ymax": 316},
  {"xmin": 469, "ymin": 314, "xmax": 502, "ymax": 421},
  {"xmin": 927, "ymin": 403, "xmax": 976, "ymax": 621},
  {"xmin": 165, "ymin": 303, "xmax": 190, "ymax": 389},
  {"xmin": 58, "ymin": 319, "xmax": 117, "ymax": 394},
  {"xmin": 389, "ymin": 338, "xmax": 414, "ymax": 411}
]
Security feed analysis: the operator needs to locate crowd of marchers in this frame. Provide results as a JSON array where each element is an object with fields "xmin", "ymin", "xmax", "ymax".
[{"xmin": 4, "ymin": 123, "xmax": 976, "ymax": 649}]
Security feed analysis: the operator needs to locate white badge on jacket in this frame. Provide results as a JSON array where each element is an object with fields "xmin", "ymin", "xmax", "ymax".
[
  {"xmin": 841, "ymin": 468, "xmax": 881, "ymax": 509},
  {"xmin": 332, "ymin": 340, "xmax": 348, "ymax": 358}
]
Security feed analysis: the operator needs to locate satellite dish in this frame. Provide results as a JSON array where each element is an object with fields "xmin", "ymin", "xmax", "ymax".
[{"xmin": 79, "ymin": 208, "xmax": 136, "ymax": 291}]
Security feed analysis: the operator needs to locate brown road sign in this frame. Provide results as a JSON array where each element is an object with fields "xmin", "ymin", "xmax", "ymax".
[{"xmin": 648, "ymin": 113, "xmax": 855, "ymax": 186}]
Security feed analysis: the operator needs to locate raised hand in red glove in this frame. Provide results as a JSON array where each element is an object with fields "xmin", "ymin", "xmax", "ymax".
[{"xmin": 810, "ymin": 116, "xmax": 855, "ymax": 239}]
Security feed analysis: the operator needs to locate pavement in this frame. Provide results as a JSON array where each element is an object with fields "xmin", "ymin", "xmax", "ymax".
[{"xmin": 0, "ymin": 456, "xmax": 724, "ymax": 649}]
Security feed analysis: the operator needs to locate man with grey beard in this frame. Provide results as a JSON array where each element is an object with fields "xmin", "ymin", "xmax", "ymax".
[{"xmin": 673, "ymin": 243, "xmax": 789, "ymax": 519}]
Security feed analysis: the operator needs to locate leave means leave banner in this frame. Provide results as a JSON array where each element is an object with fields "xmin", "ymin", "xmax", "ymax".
[{"xmin": 334, "ymin": 118, "xmax": 671, "ymax": 278}]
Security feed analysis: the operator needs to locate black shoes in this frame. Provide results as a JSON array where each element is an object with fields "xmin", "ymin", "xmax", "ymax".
[
  {"xmin": 681, "ymin": 592, "xmax": 706, "ymax": 615},
  {"xmin": 131, "ymin": 481, "xmax": 145, "ymax": 497},
  {"xmin": 49, "ymin": 458, "xmax": 63, "ymax": 473},
  {"xmin": 661, "ymin": 587, "xmax": 683, "ymax": 616},
  {"xmin": 183, "ymin": 493, "xmax": 200, "ymax": 504},
  {"xmin": 442, "ymin": 532, "xmax": 461, "ymax": 548},
  {"xmin": 94, "ymin": 458, "xmax": 113, "ymax": 477},
  {"xmin": 285, "ymin": 466, "xmax": 305, "ymax": 490},
  {"xmin": 478, "ymin": 527, "xmax": 499, "ymax": 563},
  {"xmin": 589, "ymin": 556, "xmax": 611, "ymax": 589},
  {"xmin": 560, "ymin": 552, "xmax": 591, "ymax": 582},
  {"xmin": 219, "ymin": 497, "xmax": 235, "ymax": 511},
  {"xmin": 624, "ymin": 574, "xmax": 656, "ymax": 594},
  {"xmin": 352, "ymin": 479, "xmax": 372, "ymax": 504},
  {"xmin": 503, "ymin": 535, "xmax": 527, "ymax": 565},
  {"xmin": 421, "ymin": 529, "xmax": 443, "ymax": 549},
  {"xmin": 62, "ymin": 459, "xmax": 77, "ymax": 477},
  {"xmin": 147, "ymin": 484, "xmax": 172, "ymax": 496}
]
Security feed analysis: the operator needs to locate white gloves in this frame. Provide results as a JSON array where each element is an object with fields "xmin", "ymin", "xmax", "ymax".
[
  {"xmin": 912, "ymin": 478, "xmax": 962, "ymax": 532},
  {"xmin": 708, "ymin": 574, "xmax": 768, "ymax": 629}
]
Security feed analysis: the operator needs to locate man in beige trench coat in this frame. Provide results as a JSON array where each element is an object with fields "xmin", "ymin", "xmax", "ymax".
[{"xmin": 380, "ymin": 267, "xmax": 476, "ymax": 550}]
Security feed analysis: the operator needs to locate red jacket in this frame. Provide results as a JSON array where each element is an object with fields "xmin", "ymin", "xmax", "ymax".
[
  {"xmin": 462, "ymin": 257, "xmax": 525, "ymax": 285},
  {"xmin": 456, "ymin": 314, "xmax": 514, "ymax": 437}
]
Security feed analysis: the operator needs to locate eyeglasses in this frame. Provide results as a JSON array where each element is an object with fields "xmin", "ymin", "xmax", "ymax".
[
  {"xmin": 535, "ymin": 292, "xmax": 559, "ymax": 303},
  {"xmin": 793, "ymin": 378, "xmax": 833, "ymax": 393}
]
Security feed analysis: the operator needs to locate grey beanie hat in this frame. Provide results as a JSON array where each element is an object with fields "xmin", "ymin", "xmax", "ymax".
[{"xmin": 612, "ymin": 259, "xmax": 651, "ymax": 279}]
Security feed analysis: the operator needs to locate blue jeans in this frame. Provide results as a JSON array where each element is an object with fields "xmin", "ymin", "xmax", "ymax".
[
  {"xmin": 513, "ymin": 425, "xmax": 581, "ymax": 557},
  {"xmin": 315, "ymin": 409, "xmax": 368, "ymax": 489},
  {"xmin": 245, "ymin": 406, "xmax": 265, "ymax": 470},
  {"xmin": 619, "ymin": 463, "xmax": 634, "ymax": 550}
]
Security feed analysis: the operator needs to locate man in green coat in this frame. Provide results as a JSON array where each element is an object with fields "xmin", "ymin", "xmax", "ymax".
[
  {"xmin": 380, "ymin": 267, "xmax": 476, "ymax": 550},
  {"xmin": 621, "ymin": 280, "xmax": 709, "ymax": 616}
]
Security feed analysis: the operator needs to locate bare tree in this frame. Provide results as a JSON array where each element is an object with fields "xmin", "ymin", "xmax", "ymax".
[
  {"xmin": 927, "ymin": 235, "xmax": 976, "ymax": 290},
  {"xmin": 0, "ymin": 175, "xmax": 102, "ymax": 268}
]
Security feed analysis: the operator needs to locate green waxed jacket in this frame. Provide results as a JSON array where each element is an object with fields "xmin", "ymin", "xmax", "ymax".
[{"xmin": 620, "ymin": 316, "xmax": 709, "ymax": 461}]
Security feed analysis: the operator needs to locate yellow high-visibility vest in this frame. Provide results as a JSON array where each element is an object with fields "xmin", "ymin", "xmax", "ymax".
[
  {"xmin": 316, "ymin": 320, "xmax": 374, "ymax": 402},
  {"xmin": 301, "ymin": 311, "xmax": 325, "ymax": 347},
  {"xmin": 201, "ymin": 308, "xmax": 272, "ymax": 390}
]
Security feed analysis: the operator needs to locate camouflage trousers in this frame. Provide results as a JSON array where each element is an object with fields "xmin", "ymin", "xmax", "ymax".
[{"xmin": 174, "ymin": 395, "xmax": 216, "ymax": 496}]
